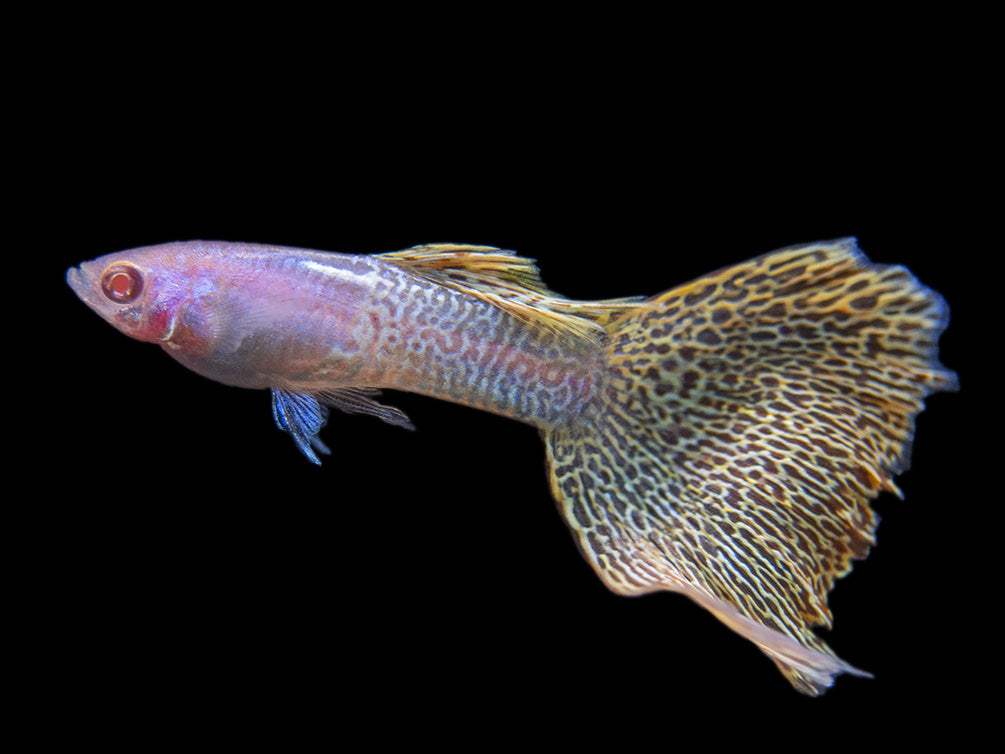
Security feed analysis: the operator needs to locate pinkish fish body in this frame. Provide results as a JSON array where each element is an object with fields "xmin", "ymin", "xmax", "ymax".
[
  {"xmin": 67, "ymin": 238, "xmax": 956, "ymax": 695},
  {"xmin": 68, "ymin": 242, "xmax": 618, "ymax": 460}
]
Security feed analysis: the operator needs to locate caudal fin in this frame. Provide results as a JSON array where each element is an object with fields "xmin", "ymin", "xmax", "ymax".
[{"xmin": 544, "ymin": 238, "xmax": 956, "ymax": 694}]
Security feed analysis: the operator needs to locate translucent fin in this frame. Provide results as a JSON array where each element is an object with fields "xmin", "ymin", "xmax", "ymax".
[
  {"xmin": 683, "ymin": 586, "xmax": 873, "ymax": 693},
  {"xmin": 270, "ymin": 388, "xmax": 330, "ymax": 465},
  {"xmin": 380, "ymin": 243, "xmax": 642, "ymax": 344},
  {"xmin": 270, "ymin": 387, "xmax": 414, "ymax": 464},
  {"xmin": 317, "ymin": 388, "xmax": 415, "ymax": 431},
  {"xmin": 545, "ymin": 238, "xmax": 956, "ymax": 694}
]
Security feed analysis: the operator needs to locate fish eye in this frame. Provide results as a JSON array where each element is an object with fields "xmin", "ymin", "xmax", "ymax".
[{"xmin": 100, "ymin": 264, "xmax": 144, "ymax": 304}]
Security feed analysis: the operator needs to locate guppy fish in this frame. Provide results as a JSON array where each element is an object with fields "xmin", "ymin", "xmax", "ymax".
[{"xmin": 67, "ymin": 238, "xmax": 956, "ymax": 694}]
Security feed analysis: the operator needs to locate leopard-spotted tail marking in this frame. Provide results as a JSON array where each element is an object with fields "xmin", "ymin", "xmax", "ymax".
[{"xmin": 544, "ymin": 238, "xmax": 957, "ymax": 695}]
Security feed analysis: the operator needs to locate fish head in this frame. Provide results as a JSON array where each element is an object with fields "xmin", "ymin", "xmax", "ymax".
[{"xmin": 67, "ymin": 242, "xmax": 208, "ymax": 346}]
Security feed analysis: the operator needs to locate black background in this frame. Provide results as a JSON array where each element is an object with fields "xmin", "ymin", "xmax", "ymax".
[{"xmin": 28, "ymin": 18, "xmax": 987, "ymax": 748}]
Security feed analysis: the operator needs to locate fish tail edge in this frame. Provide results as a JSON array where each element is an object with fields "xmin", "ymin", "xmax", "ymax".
[{"xmin": 544, "ymin": 238, "xmax": 955, "ymax": 694}]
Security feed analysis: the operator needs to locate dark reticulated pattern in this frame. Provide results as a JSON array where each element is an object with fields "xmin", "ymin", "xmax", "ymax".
[{"xmin": 545, "ymin": 239, "xmax": 957, "ymax": 694}]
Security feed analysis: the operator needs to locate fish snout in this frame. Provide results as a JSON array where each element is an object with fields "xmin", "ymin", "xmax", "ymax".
[{"xmin": 66, "ymin": 265, "xmax": 87, "ymax": 299}]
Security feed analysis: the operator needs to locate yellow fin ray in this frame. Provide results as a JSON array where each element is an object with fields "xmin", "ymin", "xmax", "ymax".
[
  {"xmin": 381, "ymin": 244, "xmax": 642, "ymax": 344},
  {"xmin": 545, "ymin": 238, "xmax": 957, "ymax": 694}
]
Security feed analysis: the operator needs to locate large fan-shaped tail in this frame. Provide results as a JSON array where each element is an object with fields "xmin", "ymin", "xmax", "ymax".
[{"xmin": 545, "ymin": 238, "xmax": 956, "ymax": 694}]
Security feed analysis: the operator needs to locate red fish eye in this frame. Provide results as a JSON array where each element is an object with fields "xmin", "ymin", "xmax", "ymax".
[{"xmin": 100, "ymin": 264, "xmax": 144, "ymax": 303}]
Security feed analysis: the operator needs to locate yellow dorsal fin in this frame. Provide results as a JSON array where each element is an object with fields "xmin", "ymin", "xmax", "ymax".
[{"xmin": 380, "ymin": 244, "xmax": 642, "ymax": 343}]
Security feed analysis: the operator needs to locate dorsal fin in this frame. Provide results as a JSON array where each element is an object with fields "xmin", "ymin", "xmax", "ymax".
[{"xmin": 379, "ymin": 244, "xmax": 642, "ymax": 343}]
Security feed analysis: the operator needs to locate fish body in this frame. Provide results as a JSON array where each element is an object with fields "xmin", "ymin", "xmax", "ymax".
[
  {"xmin": 67, "ymin": 238, "xmax": 956, "ymax": 694},
  {"xmin": 68, "ymin": 241, "xmax": 610, "ymax": 433}
]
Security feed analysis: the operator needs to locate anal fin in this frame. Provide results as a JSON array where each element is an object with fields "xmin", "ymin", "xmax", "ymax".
[
  {"xmin": 270, "ymin": 387, "xmax": 414, "ymax": 464},
  {"xmin": 317, "ymin": 387, "xmax": 415, "ymax": 430}
]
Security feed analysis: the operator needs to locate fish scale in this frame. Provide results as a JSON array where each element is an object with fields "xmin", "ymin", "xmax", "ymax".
[
  {"xmin": 348, "ymin": 257, "xmax": 603, "ymax": 424},
  {"xmin": 67, "ymin": 237, "xmax": 956, "ymax": 695}
]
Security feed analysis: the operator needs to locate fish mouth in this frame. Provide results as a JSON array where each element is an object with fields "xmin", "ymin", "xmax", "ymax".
[
  {"xmin": 66, "ymin": 265, "xmax": 89, "ymax": 301},
  {"xmin": 66, "ymin": 264, "xmax": 108, "ymax": 319},
  {"xmin": 67, "ymin": 262, "xmax": 143, "ymax": 331}
]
